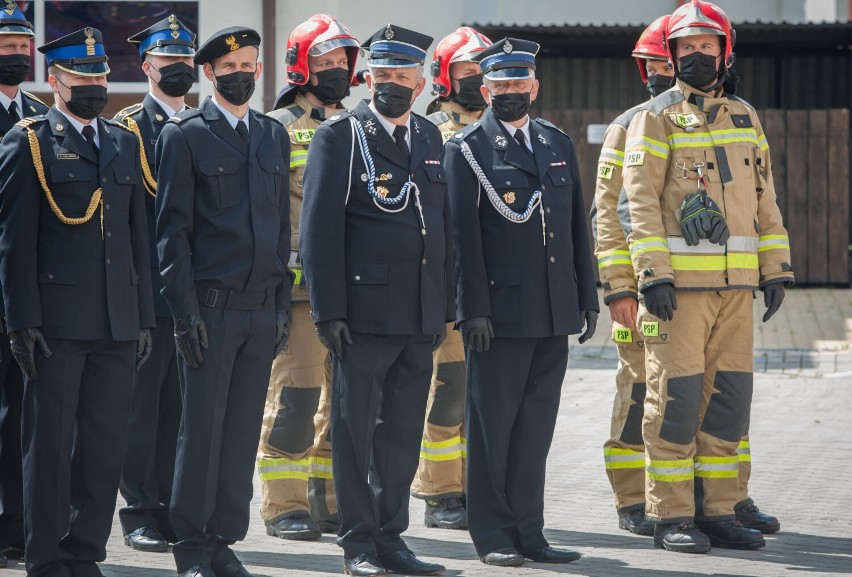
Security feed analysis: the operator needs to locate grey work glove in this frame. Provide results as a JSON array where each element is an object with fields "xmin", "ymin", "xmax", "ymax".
[
  {"xmin": 679, "ymin": 190, "xmax": 730, "ymax": 246},
  {"xmin": 9, "ymin": 327, "xmax": 52, "ymax": 381},
  {"xmin": 174, "ymin": 314, "xmax": 208, "ymax": 369},
  {"xmin": 274, "ymin": 310, "xmax": 290, "ymax": 356},
  {"xmin": 578, "ymin": 310, "xmax": 599, "ymax": 344},
  {"xmin": 642, "ymin": 283, "xmax": 678, "ymax": 321},
  {"xmin": 316, "ymin": 319, "xmax": 352, "ymax": 359},
  {"xmin": 460, "ymin": 316, "xmax": 494, "ymax": 353},
  {"xmin": 136, "ymin": 329, "xmax": 153, "ymax": 370},
  {"xmin": 762, "ymin": 283, "xmax": 786, "ymax": 322}
]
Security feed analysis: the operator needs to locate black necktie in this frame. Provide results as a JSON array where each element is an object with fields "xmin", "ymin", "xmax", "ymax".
[
  {"xmin": 235, "ymin": 120, "xmax": 249, "ymax": 146},
  {"xmin": 82, "ymin": 124, "xmax": 98, "ymax": 159},
  {"xmin": 514, "ymin": 128, "xmax": 532, "ymax": 159},
  {"xmin": 7, "ymin": 101, "xmax": 20, "ymax": 122},
  {"xmin": 393, "ymin": 124, "xmax": 410, "ymax": 161}
]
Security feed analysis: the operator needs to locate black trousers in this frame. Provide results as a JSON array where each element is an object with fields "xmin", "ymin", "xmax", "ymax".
[
  {"xmin": 119, "ymin": 317, "xmax": 181, "ymax": 538},
  {"xmin": 23, "ymin": 338, "xmax": 135, "ymax": 577},
  {"xmin": 0, "ymin": 335, "xmax": 24, "ymax": 552},
  {"xmin": 331, "ymin": 333, "xmax": 432, "ymax": 558},
  {"xmin": 465, "ymin": 336, "xmax": 568, "ymax": 556},
  {"xmin": 170, "ymin": 305, "xmax": 275, "ymax": 573}
]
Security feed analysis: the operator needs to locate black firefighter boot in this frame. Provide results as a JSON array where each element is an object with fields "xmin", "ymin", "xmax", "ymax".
[
  {"xmin": 618, "ymin": 507, "xmax": 655, "ymax": 536},
  {"xmin": 424, "ymin": 497, "xmax": 467, "ymax": 530},
  {"xmin": 653, "ymin": 521, "xmax": 712, "ymax": 554},
  {"xmin": 697, "ymin": 519, "xmax": 765, "ymax": 550},
  {"xmin": 735, "ymin": 502, "xmax": 780, "ymax": 534}
]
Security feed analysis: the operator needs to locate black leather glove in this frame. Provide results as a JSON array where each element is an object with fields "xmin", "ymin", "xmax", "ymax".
[
  {"xmin": 432, "ymin": 325, "xmax": 447, "ymax": 351},
  {"xmin": 679, "ymin": 190, "xmax": 730, "ymax": 246},
  {"xmin": 9, "ymin": 327, "xmax": 52, "ymax": 381},
  {"xmin": 174, "ymin": 314, "xmax": 208, "ymax": 369},
  {"xmin": 578, "ymin": 310, "xmax": 598, "ymax": 344},
  {"xmin": 460, "ymin": 317, "xmax": 494, "ymax": 353},
  {"xmin": 642, "ymin": 283, "xmax": 678, "ymax": 321},
  {"xmin": 136, "ymin": 329, "xmax": 153, "ymax": 370},
  {"xmin": 274, "ymin": 310, "xmax": 290, "ymax": 356},
  {"xmin": 762, "ymin": 283, "xmax": 786, "ymax": 322},
  {"xmin": 316, "ymin": 319, "xmax": 352, "ymax": 359}
]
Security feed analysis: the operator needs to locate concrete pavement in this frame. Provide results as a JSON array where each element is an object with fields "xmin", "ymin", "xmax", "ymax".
[{"xmin": 4, "ymin": 288, "xmax": 851, "ymax": 577}]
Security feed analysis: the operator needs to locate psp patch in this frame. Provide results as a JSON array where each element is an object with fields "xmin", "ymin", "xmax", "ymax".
[
  {"xmin": 293, "ymin": 129, "xmax": 314, "ymax": 144},
  {"xmin": 598, "ymin": 163, "xmax": 615, "ymax": 180},
  {"xmin": 613, "ymin": 326, "xmax": 633, "ymax": 343},
  {"xmin": 625, "ymin": 150, "xmax": 646, "ymax": 167},
  {"xmin": 668, "ymin": 112, "xmax": 702, "ymax": 129}
]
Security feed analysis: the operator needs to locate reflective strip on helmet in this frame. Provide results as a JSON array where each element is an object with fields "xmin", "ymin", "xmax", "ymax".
[
  {"xmin": 420, "ymin": 436, "xmax": 464, "ymax": 462},
  {"xmin": 758, "ymin": 134, "xmax": 769, "ymax": 151},
  {"xmin": 630, "ymin": 236, "xmax": 669, "ymax": 257},
  {"xmin": 626, "ymin": 136, "xmax": 669, "ymax": 159},
  {"xmin": 737, "ymin": 439, "xmax": 751, "ymax": 462},
  {"xmin": 257, "ymin": 457, "xmax": 310, "ymax": 481},
  {"xmin": 308, "ymin": 456, "xmax": 334, "ymax": 479},
  {"xmin": 758, "ymin": 234, "xmax": 789, "ymax": 252},
  {"xmin": 290, "ymin": 149, "xmax": 308, "ymax": 169},
  {"xmin": 598, "ymin": 249, "xmax": 632, "ymax": 269},
  {"xmin": 604, "ymin": 447, "xmax": 645, "ymax": 470},
  {"xmin": 694, "ymin": 455, "xmax": 739, "ymax": 479},
  {"xmin": 599, "ymin": 147, "xmax": 625, "ymax": 166},
  {"xmin": 646, "ymin": 458, "xmax": 693, "ymax": 482}
]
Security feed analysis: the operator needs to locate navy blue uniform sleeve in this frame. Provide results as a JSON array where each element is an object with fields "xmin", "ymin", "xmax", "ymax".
[
  {"xmin": 443, "ymin": 178, "xmax": 455, "ymax": 323},
  {"xmin": 569, "ymin": 141, "xmax": 600, "ymax": 313},
  {"xmin": 155, "ymin": 123, "xmax": 198, "ymax": 318},
  {"xmin": 0, "ymin": 128, "xmax": 41, "ymax": 332},
  {"xmin": 126, "ymin": 134, "xmax": 155, "ymax": 329},
  {"xmin": 445, "ymin": 138, "xmax": 490, "ymax": 323},
  {"xmin": 300, "ymin": 122, "xmax": 349, "ymax": 323},
  {"xmin": 275, "ymin": 127, "xmax": 294, "ymax": 313}
]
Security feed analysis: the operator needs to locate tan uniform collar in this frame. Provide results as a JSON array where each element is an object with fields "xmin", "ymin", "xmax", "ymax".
[
  {"xmin": 676, "ymin": 78, "xmax": 730, "ymax": 117},
  {"xmin": 293, "ymin": 91, "xmax": 343, "ymax": 122},
  {"xmin": 434, "ymin": 98, "xmax": 484, "ymax": 127}
]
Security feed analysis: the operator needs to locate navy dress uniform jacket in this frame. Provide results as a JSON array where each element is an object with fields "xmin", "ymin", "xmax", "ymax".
[
  {"xmin": 0, "ymin": 106, "xmax": 155, "ymax": 341},
  {"xmin": 445, "ymin": 109, "xmax": 598, "ymax": 337},
  {"xmin": 115, "ymin": 94, "xmax": 174, "ymax": 318},
  {"xmin": 300, "ymin": 99, "xmax": 454, "ymax": 336},
  {"xmin": 155, "ymin": 97, "xmax": 292, "ymax": 318}
]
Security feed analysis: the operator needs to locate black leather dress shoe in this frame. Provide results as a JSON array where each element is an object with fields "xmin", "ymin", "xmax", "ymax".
[
  {"xmin": 1, "ymin": 546, "xmax": 24, "ymax": 560},
  {"xmin": 521, "ymin": 546, "xmax": 581, "ymax": 563},
  {"xmin": 124, "ymin": 526, "xmax": 170, "ymax": 552},
  {"xmin": 736, "ymin": 503, "xmax": 781, "ymax": 534},
  {"xmin": 212, "ymin": 560, "xmax": 254, "ymax": 577},
  {"xmin": 178, "ymin": 566, "xmax": 215, "ymax": 577},
  {"xmin": 265, "ymin": 514, "xmax": 322, "ymax": 541},
  {"xmin": 479, "ymin": 547, "xmax": 525, "ymax": 567},
  {"xmin": 378, "ymin": 549, "xmax": 445, "ymax": 575},
  {"xmin": 618, "ymin": 509, "xmax": 655, "ymax": 536},
  {"xmin": 343, "ymin": 553, "xmax": 387, "ymax": 576}
]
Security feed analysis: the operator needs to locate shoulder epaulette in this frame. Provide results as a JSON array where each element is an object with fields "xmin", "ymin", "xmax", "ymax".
[
  {"xmin": 426, "ymin": 111, "xmax": 450, "ymax": 127},
  {"xmin": 21, "ymin": 91, "xmax": 48, "ymax": 108},
  {"xmin": 325, "ymin": 110, "xmax": 354, "ymax": 125},
  {"xmin": 611, "ymin": 102, "xmax": 645, "ymax": 130},
  {"xmin": 638, "ymin": 88, "xmax": 685, "ymax": 116},
  {"xmin": 168, "ymin": 107, "xmax": 202, "ymax": 124},
  {"xmin": 102, "ymin": 117, "xmax": 133, "ymax": 132},
  {"xmin": 117, "ymin": 102, "xmax": 144, "ymax": 121},
  {"xmin": 267, "ymin": 105, "xmax": 304, "ymax": 127},
  {"xmin": 727, "ymin": 94, "xmax": 756, "ymax": 111},
  {"xmin": 13, "ymin": 116, "xmax": 44, "ymax": 131},
  {"xmin": 534, "ymin": 117, "xmax": 570, "ymax": 139}
]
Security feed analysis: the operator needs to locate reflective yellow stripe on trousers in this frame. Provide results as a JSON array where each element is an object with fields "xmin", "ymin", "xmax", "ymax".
[
  {"xmin": 604, "ymin": 447, "xmax": 645, "ymax": 470},
  {"xmin": 258, "ymin": 457, "xmax": 309, "ymax": 481},
  {"xmin": 647, "ymin": 459, "xmax": 694, "ymax": 482},
  {"xmin": 694, "ymin": 455, "xmax": 739, "ymax": 479},
  {"xmin": 309, "ymin": 456, "xmax": 333, "ymax": 480},
  {"xmin": 737, "ymin": 439, "xmax": 751, "ymax": 463},
  {"xmin": 420, "ymin": 436, "xmax": 465, "ymax": 462}
]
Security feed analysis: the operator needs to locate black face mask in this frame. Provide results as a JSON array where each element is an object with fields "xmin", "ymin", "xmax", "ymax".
[
  {"xmin": 307, "ymin": 67, "xmax": 350, "ymax": 104},
  {"xmin": 373, "ymin": 81, "xmax": 414, "ymax": 119},
  {"xmin": 489, "ymin": 91, "xmax": 531, "ymax": 123},
  {"xmin": 153, "ymin": 62, "xmax": 196, "ymax": 97},
  {"xmin": 58, "ymin": 80, "xmax": 108, "ymax": 120},
  {"xmin": 215, "ymin": 71, "xmax": 256, "ymax": 106},
  {"xmin": 678, "ymin": 52, "xmax": 721, "ymax": 91},
  {"xmin": 0, "ymin": 54, "xmax": 30, "ymax": 86},
  {"xmin": 646, "ymin": 74, "xmax": 675, "ymax": 98},
  {"xmin": 453, "ymin": 74, "xmax": 486, "ymax": 110}
]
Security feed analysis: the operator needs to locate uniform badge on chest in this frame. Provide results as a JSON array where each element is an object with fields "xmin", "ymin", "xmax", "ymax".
[
  {"xmin": 668, "ymin": 112, "xmax": 702, "ymax": 129},
  {"xmin": 503, "ymin": 191, "xmax": 516, "ymax": 204}
]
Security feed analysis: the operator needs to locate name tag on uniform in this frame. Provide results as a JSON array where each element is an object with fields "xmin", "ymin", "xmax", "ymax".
[
  {"xmin": 293, "ymin": 129, "xmax": 314, "ymax": 144},
  {"xmin": 625, "ymin": 151, "xmax": 645, "ymax": 167},
  {"xmin": 57, "ymin": 153, "xmax": 79, "ymax": 160},
  {"xmin": 668, "ymin": 112, "xmax": 702, "ymax": 128},
  {"xmin": 598, "ymin": 163, "xmax": 615, "ymax": 180}
]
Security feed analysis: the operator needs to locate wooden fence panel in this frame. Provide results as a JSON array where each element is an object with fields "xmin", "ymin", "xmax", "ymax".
[
  {"xmin": 827, "ymin": 109, "xmax": 850, "ymax": 284},
  {"xmin": 785, "ymin": 110, "xmax": 810, "ymax": 282},
  {"xmin": 807, "ymin": 110, "xmax": 829, "ymax": 282}
]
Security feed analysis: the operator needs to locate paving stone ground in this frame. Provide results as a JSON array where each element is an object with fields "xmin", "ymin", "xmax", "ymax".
[{"xmin": 4, "ymin": 289, "xmax": 851, "ymax": 576}]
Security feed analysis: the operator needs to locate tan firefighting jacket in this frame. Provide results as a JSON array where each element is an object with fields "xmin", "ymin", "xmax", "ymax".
[
  {"xmin": 621, "ymin": 80, "xmax": 794, "ymax": 292},
  {"xmin": 425, "ymin": 98, "xmax": 483, "ymax": 142},
  {"xmin": 267, "ymin": 92, "xmax": 345, "ymax": 302},
  {"xmin": 592, "ymin": 104, "xmax": 644, "ymax": 304}
]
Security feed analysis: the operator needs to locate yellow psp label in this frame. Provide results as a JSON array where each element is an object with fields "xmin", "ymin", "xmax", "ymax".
[
  {"xmin": 625, "ymin": 150, "xmax": 645, "ymax": 167},
  {"xmin": 293, "ymin": 129, "xmax": 315, "ymax": 144},
  {"xmin": 613, "ymin": 327, "xmax": 633, "ymax": 343},
  {"xmin": 641, "ymin": 321, "xmax": 659, "ymax": 338},
  {"xmin": 598, "ymin": 163, "xmax": 615, "ymax": 180}
]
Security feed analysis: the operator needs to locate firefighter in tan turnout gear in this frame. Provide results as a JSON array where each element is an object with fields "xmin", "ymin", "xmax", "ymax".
[
  {"xmin": 594, "ymin": 13, "xmax": 780, "ymax": 540},
  {"xmin": 411, "ymin": 26, "xmax": 491, "ymax": 531},
  {"xmin": 621, "ymin": 0, "xmax": 794, "ymax": 553},
  {"xmin": 257, "ymin": 14, "xmax": 359, "ymax": 540}
]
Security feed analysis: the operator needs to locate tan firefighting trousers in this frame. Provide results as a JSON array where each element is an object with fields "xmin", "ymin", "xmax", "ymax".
[
  {"xmin": 257, "ymin": 301, "xmax": 336, "ymax": 524},
  {"xmin": 641, "ymin": 290, "xmax": 754, "ymax": 522},
  {"xmin": 411, "ymin": 323, "xmax": 467, "ymax": 499}
]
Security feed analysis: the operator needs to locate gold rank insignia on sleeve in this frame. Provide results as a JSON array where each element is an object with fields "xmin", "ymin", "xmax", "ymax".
[
  {"xmin": 668, "ymin": 112, "xmax": 702, "ymax": 128},
  {"xmin": 293, "ymin": 129, "xmax": 314, "ymax": 144}
]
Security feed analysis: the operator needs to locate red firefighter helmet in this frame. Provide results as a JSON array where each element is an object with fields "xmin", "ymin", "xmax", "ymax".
[
  {"xmin": 284, "ymin": 14, "xmax": 359, "ymax": 86},
  {"xmin": 666, "ymin": 0, "xmax": 735, "ymax": 65},
  {"xmin": 633, "ymin": 15, "xmax": 670, "ymax": 83},
  {"xmin": 430, "ymin": 27, "xmax": 492, "ymax": 96}
]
